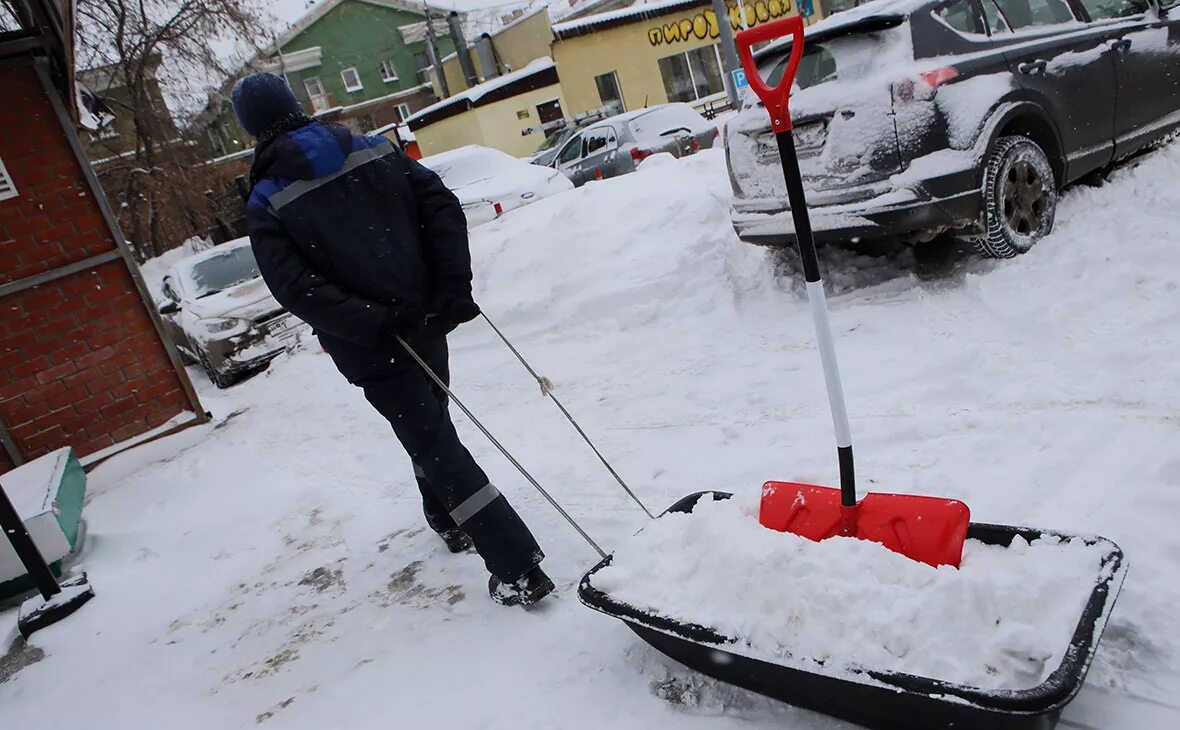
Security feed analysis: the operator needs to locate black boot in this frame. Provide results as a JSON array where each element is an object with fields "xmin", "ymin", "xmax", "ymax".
[
  {"xmin": 489, "ymin": 566, "xmax": 554, "ymax": 607},
  {"xmin": 438, "ymin": 529, "xmax": 473, "ymax": 554}
]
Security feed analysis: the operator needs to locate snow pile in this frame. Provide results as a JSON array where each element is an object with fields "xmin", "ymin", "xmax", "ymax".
[{"xmin": 594, "ymin": 492, "xmax": 1109, "ymax": 690}]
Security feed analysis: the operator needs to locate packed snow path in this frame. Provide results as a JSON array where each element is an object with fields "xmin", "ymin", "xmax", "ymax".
[{"xmin": 2, "ymin": 147, "xmax": 1179, "ymax": 728}]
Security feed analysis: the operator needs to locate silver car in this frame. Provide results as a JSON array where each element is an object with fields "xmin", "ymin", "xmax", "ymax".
[
  {"xmin": 551, "ymin": 103, "xmax": 718, "ymax": 187},
  {"xmin": 158, "ymin": 238, "xmax": 307, "ymax": 388}
]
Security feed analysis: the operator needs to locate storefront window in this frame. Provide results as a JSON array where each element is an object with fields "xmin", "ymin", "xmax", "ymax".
[{"xmin": 658, "ymin": 45, "xmax": 724, "ymax": 104}]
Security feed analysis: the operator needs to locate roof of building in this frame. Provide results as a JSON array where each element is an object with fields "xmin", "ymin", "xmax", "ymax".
[
  {"xmin": 405, "ymin": 56, "xmax": 559, "ymax": 130},
  {"xmin": 550, "ymin": 0, "xmax": 705, "ymax": 39},
  {"xmin": 270, "ymin": 0, "xmax": 445, "ymax": 52}
]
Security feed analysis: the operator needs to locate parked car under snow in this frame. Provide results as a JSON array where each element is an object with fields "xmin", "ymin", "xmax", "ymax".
[
  {"xmin": 551, "ymin": 103, "xmax": 719, "ymax": 187},
  {"xmin": 726, "ymin": 0, "xmax": 1180, "ymax": 258},
  {"xmin": 158, "ymin": 238, "xmax": 307, "ymax": 388},
  {"xmin": 420, "ymin": 145, "xmax": 573, "ymax": 227}
]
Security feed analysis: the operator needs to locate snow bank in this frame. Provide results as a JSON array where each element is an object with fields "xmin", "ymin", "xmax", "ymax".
[{"xmin": 594, "ymin": 492, "xmax": 1108, "ymax": 690}]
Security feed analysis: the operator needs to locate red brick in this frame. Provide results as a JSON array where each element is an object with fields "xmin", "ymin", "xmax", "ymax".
[
  {"xmin": 110, "ymin": 420, "xmax": 148, "ymax": 443},
  {"xmin": 48, "ymin": 340, "xmax": 89, "ymax": 366},
  {"xmin": 23, "ymin": 425, "xmax": 65, "ymax": 452},
  {"xmin": 34, "ymin": 359, "xmax": 76, "ymax": 385},
  {"xmin": 77, "ymin": 433, "xmax": 114, "ymax": 456},
  {"xmin": 74, "ymin": 390, "xmax": 114, "ymax": 415},
  {"xmin": 9, "ymin": 354, "xmax": 51, "ymax": 380},
  {"xmin": 86, "ymin": 371, "xmax": 124, "ymax": 396}
]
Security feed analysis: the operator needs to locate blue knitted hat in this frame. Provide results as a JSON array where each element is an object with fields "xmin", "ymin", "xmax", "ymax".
[{"xmin": 231, "ymin": 72, "xmax": 304, "ymax": 136}]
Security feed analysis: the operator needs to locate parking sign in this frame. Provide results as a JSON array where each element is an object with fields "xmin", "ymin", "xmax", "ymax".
[{"xmin": 732, "ymin": 69, "xmax": 749, "ymax": 89}]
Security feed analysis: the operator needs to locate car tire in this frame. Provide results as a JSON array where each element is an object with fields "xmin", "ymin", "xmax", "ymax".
[
  {"xmin": 969, "ymin": 136, "xmax": 1058, "ymax": 259},
  {"xmin": 199, "ymin": 352, "xmax": 239, "ymax": 390}
]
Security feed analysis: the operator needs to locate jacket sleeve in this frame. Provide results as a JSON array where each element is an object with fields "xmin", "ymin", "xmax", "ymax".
[
  {"xmin": 403, "ymin": 155, "xmax": 475, "ymax": 312},
  {"xmin": 246, "ymin": 194, "xmax": 405, "ymax": 347}
]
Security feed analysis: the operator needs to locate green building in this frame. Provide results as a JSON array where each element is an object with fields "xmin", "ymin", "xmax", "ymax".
[{"xmin": 201, "ymin": 0, "xmax": 454, "ymax": 157}]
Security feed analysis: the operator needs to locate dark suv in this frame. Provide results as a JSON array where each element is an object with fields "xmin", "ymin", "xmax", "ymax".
[{"xmin": 726, "ymin": 0, "xmax": 1180, "ymax": 257}]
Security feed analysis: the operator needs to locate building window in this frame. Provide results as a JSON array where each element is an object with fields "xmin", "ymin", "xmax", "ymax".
[
  {"xmin": 657, "ymin": 45, "xmax": 724, "ymax": 104},
  {"xmin": 594, "ymin": 71, "xmax": 625, "ymax": 115},
  {"xmin": 341, "ymin": 67, "xmax": 363, "ymax": 92},
  {"xmin": 380, "ymin": 60, "xmax": 399, "ymax": 83},
  {"xmin": 304, "ymin": 76, "xmax": 329, "ymax": 112},
  {"xmin": 395, "ymin": 103, "xmax": 412, "ymax": 122},
  {"xmin": 414, "ymin": 52, "xmax": 432, "ymax": 83}
]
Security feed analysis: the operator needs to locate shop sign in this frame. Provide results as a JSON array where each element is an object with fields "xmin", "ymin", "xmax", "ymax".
[{"xmin": 647, "ymin": 1, "xmax": 796, "ymax": 47}]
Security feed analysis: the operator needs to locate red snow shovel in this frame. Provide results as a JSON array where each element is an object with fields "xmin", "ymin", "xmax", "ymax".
[{"xmin": 736, "ymin": 18, "xmax": 970, "ymax": 568}]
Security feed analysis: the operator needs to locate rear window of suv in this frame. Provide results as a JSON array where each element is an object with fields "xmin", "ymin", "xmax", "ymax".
[{"xmin": 765, "ymin": 46, "xmax": 838, "ymax": 90}]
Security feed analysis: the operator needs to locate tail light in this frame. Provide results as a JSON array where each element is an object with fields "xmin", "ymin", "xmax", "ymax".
[
  {"xmin": 690, "ymin": 138, "xmax": 701, "ymax": 152},
  {"xmin": 594, "ymin": 168, "xmax": 603, "ymax": 180},
  {"xmin": 895, "ymin": 66, "xmax": 959, "ymax": 103},
  {"xmin": 630, "ymin": 147, "xmax": 652, "ymax": 163},
  {"xmin": 493, "ymin": 202, "xmax": 503, "ymax": 217}
]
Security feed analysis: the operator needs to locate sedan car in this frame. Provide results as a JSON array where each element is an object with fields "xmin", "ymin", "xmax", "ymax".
[
  {"xmin": 157, "ymin": 238, "xmax": 307, "ymax": 388},
  {"xmin": 551, "ymin": 103, "xmax": 719, "ymax": 187},
  {"xmin": 726, "ymin": 0, "xmax": 1180, "ymax": 258},
  {"xmin": 420, "ymin": 145, "xmax": 574, "ymax": 227}
]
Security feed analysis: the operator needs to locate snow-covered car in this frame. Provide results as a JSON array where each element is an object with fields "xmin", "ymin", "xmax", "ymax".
[
  {"xmin": 727, "ymin": 0, "xmax": 1180, "ymax": 258},
  {"xmin": 157, "ymin": 238, "xmax": 306, "ymax": 388},
  {"xmin": 551, "ymin": 103, "xmax": 719, "ymax": 187},
  {"xmin": 420, "ymin": 145, "xmax": 574, "ymax": 227}
]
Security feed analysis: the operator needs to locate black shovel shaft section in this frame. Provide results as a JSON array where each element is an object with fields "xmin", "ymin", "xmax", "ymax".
[
  {"xmin": 776, "ymin": 130, "xmax": 857, "ymax": 507},
  {"xmin": 0, "ymin": 484, "xmax": 61, "ymax": 600},
  {"xmin": 777, "ymin": 131, "xmax": 822, "ymax": 284}
]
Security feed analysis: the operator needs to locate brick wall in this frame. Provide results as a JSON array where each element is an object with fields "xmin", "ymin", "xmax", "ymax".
[{"xmin": 0, "ymin": 61, "xmax": 198, "ymax": 472}]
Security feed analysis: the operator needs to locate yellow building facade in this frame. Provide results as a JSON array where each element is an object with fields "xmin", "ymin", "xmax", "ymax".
[{"xmin": 412, "ymin": 0, "xmax": 824, "ymax": 157}]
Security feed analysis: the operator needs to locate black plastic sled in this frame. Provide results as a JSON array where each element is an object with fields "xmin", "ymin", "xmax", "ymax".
[{"xmin": 578, "ymin": 491, "xmax": 1128, "ymax": 730}]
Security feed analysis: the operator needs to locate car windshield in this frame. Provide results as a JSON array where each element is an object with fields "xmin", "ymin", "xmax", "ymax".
[
  {"xmin": 535, "ymin": 128, "xmax": 574, "ymax": 153},
  {"xmin": 186, "ymin": 245, "xmax": 260, "ymax": 299},
  {"xmin": 422, "ymin": 148, "xmax": 512, "ymax": 188}
]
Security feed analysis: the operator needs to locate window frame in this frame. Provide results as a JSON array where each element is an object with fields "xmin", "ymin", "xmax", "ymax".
[
  {"xmin": 395, "ymin": 103, "xmax": 412, "ymax": 122},
  {"xmin": 341, "ymin": 66, "xmax": 364, "ymax": 93},
  {"xmin": 557, "ymin": 133, "xmax": 586, "ymax": 166},
  {"xmin": 584, "ymin": 126, "xmax": 619, "ymax": 157},
  {"xmin": 380, "ymin": 60, "xmax": 399, "ymax": 83},
  {"xmin": 1072, "ymin": 0, "xmax": 1150, "ymax": 22},
  {"xmin": 989, "ymin": 0, "xmax": 1080, "ymax": 31},
  {"xmin": 932, "ymin": 0, "xmax": 989, "ymax": 36},
  {"xmin": 657, "ymin": 44, "xmax": 726, "ymax": 104}
]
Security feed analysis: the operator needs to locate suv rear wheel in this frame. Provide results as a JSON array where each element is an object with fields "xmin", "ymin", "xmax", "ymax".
[{"xmin": 969, "ymin": 136, "xmax": 1058, "ymax": 259}]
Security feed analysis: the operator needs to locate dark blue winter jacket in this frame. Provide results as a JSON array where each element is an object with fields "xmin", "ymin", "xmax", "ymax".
[{"xmin": 245, "ymin": 121, "xmax": 471, "ymax": 383}]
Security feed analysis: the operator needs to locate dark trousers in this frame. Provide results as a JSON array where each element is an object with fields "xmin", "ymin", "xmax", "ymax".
[{"xmin": 359, "ymin": 336, "xmax": 543, "ymax": 582}]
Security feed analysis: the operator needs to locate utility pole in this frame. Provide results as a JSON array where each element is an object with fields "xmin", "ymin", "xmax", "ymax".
[
  {"xmin": 422, "ymin": 2, "xmax": 449, "ymax": 98},
  {"xmin": 712, "ymin": 0, "xmax": 742, "ymax": 110}
]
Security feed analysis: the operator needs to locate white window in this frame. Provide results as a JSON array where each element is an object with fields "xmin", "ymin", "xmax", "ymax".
[
  {"xmin": 0, "ymin": 157, "xmax": 17, "ymax": 202},
  {"xmin": 395, "ymin": 103, "xmax": 411, "ymax": 122},
  {"xmin": 341, "ymin": 67, "xmax": 363, "ymax": 92},
  {"xmin": 304, "ymin": 76, "xmax": 329, "ymax": 112},
  {"xmin": 380, "ymin": 60, "xmax": 399, "ymax": 83}
]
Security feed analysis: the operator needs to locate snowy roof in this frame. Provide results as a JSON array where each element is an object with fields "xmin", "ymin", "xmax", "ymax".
[
  {"xmin": 405, "ymin": 57, "xmax": 558, "ymax": 128},
  {"xmin": 551, "ymin": 0, "xmax": 704, "ymax": 38},
  {"xmin": 272, "ymin": 0, "xmax": 448, "ymax": 51}
]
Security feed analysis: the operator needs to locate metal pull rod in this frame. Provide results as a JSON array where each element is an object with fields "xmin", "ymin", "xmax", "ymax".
[{"xmin": 398, "ymin": 337, "xmax": 608, "ymax": 559}]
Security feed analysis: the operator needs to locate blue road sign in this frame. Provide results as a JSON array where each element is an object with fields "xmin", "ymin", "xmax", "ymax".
[
  {"xmin": 732, "ymin": 69, "xmax": 749, "ymax": 89},
  {"xmin": 801, "ymin": 0, "xmax": 814, "ymax": 17}
]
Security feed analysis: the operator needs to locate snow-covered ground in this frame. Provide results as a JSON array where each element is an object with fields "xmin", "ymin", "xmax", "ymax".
[{"xmin": 3, "ymin": 145, "xmax": 1179, "ymax": 728}]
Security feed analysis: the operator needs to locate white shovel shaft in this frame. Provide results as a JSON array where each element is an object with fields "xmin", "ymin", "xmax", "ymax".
[{"xmin": 805, "ymin": 279, "xmax": 852, "ymax": 449}]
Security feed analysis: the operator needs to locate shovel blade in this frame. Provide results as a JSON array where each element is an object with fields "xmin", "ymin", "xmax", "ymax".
[{"xmin": 760, "ymin": 481, "xmax": 971, "ymax": 568}]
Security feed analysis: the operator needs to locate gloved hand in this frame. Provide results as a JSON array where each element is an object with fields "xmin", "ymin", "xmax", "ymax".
[
  {"xmin": 439, "ymin": 298, "xmax": 481, "ymax": 328},
  {"xmin": 379, "ymin": 302, "xmax": 427, "ymax": 341}
]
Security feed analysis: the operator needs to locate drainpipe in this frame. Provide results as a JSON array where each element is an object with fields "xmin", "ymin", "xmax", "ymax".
[
  {"xmin": 423, "ymin": 3, "xmax": 450, "ymax": 98},
  {"xmin": 447, "ymin": 11, "xmax": 479, "ymax": 88}
]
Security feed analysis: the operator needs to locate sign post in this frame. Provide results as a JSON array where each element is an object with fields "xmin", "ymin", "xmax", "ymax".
[{"xmin": 711, "ymin": 0, "xmax": 742, "ymax": 111}]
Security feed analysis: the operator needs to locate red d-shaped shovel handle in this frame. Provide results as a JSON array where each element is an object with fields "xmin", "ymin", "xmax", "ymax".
[{"xmin": 736, "ymin": 16, "xmax": 805, "ymax": 133}]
